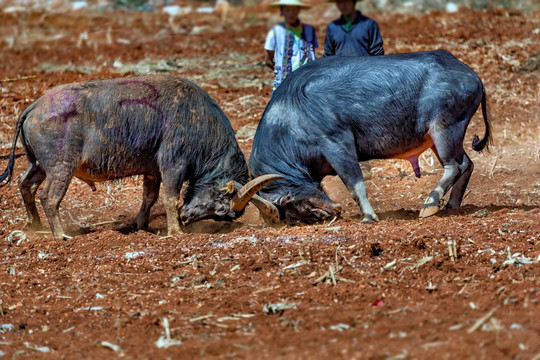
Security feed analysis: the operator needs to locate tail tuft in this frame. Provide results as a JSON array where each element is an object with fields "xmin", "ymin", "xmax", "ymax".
[
  {"xmin": 472, "ymin": 134, "xmax": 484, "ymax": 151},
  {"xmin": 0, "ymin": 104, "xmax": 33, "ymax": 187},
  {"xmin": 0, "ymin": 152, "xmax": 16, "ymax": 187},
  {"xmin": 472, "ymin": 88, "xmax": 493, "ymax": 153}
]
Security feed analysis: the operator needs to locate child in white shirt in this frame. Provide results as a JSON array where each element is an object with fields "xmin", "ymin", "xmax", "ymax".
[{"xmin": 264, "ymin": 0, "xmax": 319, "ymax": 91}]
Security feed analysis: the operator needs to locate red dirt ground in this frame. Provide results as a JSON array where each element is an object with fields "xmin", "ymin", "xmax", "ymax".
[{"xmin": 0, "ymin": 2, "xmax": 539, "ymax": 359}]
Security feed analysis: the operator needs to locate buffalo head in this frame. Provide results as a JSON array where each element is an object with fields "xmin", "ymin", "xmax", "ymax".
[
  {"xmin": 180, "ymin": 174, "xmax": 283, "ymax": 225},
  {"xmin": 258, "ymin": 185, "xmax": 342, "ymax": 225}
]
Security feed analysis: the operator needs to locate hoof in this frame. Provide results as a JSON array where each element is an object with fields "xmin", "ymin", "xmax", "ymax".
[
  {"xmin": 167, "ymin": 227, "xmax": 184, "ymax": 236},
  {"xmin": 134, "ymin": 221, "xmax": 149, "ymax": 231},
  {"xmin": 260, "ymin": 212, "xmax": 283, "ymax": 226},
  {"xmin": 25, "ymin": 221, "xmax": 43, "ymax": 231},
  {"xmin": 361, "ymin": 214, "xmax": 379, "ymax": 224},
  {"xmin": 331, "ymin": 203, "xmax": 343, "ymax": 214},
  {"xmin": 53, "ymin": 233, "xmax": 72, "ymax": 241},
  {"xmin": 419, "ymin": 205, "xmax": 440, "ymax": 218}
]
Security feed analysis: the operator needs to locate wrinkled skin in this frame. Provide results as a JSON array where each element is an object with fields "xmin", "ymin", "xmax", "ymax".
[
  {"xmin": 180, "ymin": 182, "xmax": 243, "ymax": 225},
  {"xmin": 278, "ymin": 196, "xmax": 341, "ymax": 225},
  {"xmin": 260, "ymin": 185, "xmax": 341, "ymax": 225}
]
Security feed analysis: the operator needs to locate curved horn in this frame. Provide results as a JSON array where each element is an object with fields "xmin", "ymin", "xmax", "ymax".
[
  {"xmin": 250, "ymin": 194, "xmax": 280, "ymax": 223},
  {"xmin": 231, "ymin": 174, "xmax": 283, "ymax": 212}
]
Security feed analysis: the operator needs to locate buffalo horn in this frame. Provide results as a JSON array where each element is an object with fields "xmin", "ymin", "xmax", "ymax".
[
  {"xmin": 250, "ymin": 194, "xmax": 280, "ymax": 223},
  {"xmin": 231, "ymin": 174, "xmax": 283, "ymax": 212}
]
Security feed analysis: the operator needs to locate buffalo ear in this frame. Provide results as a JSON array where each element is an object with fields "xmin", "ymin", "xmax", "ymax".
[{"xmin": 220, "ymin": 181, "xmax": 236, "ymax": 194}]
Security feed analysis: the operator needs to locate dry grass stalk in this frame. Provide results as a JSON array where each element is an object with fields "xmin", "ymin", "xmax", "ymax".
[
  {"xmin": 298, "ymin": 246, "xmax": 306, "ymax": 263},
  {"xmin": 448, "ymin": 240, "xmax": 458, "ymax": 262},
  {"xmin": 489, "ymin": 157, "xmax": 498, "ymax": 178},
  {"xmin": 458, "ymin": 282, "xmax": 469, "ymax": 296},
  {"xmin": 189, "ymin": 314, "xmax": 213, "ymax": 322},
  {"xmin": 210, "ymin": 261, "xmax": 220, "ymax": 276},
  {"xmin": 467, "ymin": 305, "xmax": 500, "ymax": 333},
  {"xmin": 326, "ymin": 216, "xmax": 338, "ymax": 226},
  {"xmin": 91, "ymin": 220, "xmax": 120, "ymax": 226},
  {"xmin": 263, "ymin": 245, "xmax": 273, "ymax": 259},
  {"xmin": 0, "ymin": 75, "xmax": 36, "ymax": 82},
  {"xmin": 425, "ymin": 281, "xmax": 438, "ymax": 292},
  {"xmin": 253, "ymin": 287, "xmax": 274, "ymax": 295},
  {"xmin": 307, "ymin": 246, "xmax": 314, "ymax": 262},
  {"xmin": 161, "ymin": 317, "xmax": 171, "ymax": 339},
  {"xmin": 101, "ymin": 341, "xmax": 122, "ymax": 353},
  {"xmin": 329, "ymin": 265, "xmax": 337, "ymax": 285},
  {"xmin": 312, "ymin": 265, "xmax": 353, "ymax": 285}
]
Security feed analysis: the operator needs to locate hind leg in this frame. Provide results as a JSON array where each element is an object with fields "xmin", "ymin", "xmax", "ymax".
[
  {"xmin": 419, "ymin": 130, "xmax": 466, "ymax": 218},
  {"xmin": 134, "ymin": 174, "xmax": 161, "ymax": 230},
  {"xmin": 419, "ymin": 163, "xmax": 460, "ymax": 217},
  {"xmin": 39, "ymin": 171, "xmax": 72, "ymax": 240},
  {"xmin": 445, "ymin": 153, "xmax": 474, "ymax": 209},
  {"xmin": 18, "ymin": 163, "xmax": 46, "ymax": 230}
]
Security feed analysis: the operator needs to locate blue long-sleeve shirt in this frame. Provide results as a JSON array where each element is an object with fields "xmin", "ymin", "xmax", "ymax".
[{"xmin": 323, "ymin": 11, "xmax": 384, "ymax": 57}]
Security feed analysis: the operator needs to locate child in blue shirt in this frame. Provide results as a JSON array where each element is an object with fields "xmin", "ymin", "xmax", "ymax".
[{"xmin": 324, "ymin": 0, "xmax": 384, "ymax": 57}]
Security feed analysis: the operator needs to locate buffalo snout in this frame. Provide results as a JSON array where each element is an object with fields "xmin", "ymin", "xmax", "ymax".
[
  {"xmin": 277, "ymin": 196, "xmax": 341, "ymax": 225},
  {"xmin": 180, "ymin": 200, "xmax": 236, "ymax": 226}
]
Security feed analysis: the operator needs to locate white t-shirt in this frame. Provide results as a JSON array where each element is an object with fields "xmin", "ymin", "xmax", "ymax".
[{"xmin": 264, "ymin": 24, "xmax": 318, "ymax": 89}]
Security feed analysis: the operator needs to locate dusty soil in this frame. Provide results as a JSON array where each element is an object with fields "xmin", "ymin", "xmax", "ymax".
[{"xmin": 0, "ymin": 2, "xmax": 539, "ymax": 359}]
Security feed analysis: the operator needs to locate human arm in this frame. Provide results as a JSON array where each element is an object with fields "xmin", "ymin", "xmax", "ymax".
[
  {"xmin": 303, "ymin": 25, "xmax": 319, "ymax": 60},
  {"xmin": 264, "ymin": 27, "xmax": 277, "ymax": 70},
  {"xmin": 369, "ymin": 22, "xmax": 384, "ymax": 56},
  {"xmin": 322, "ymin": 25, "xmax": 335, "ymax": 57},
  {"xmin": 265, "ymin": 50, "xmax": 275, "ymax": 70}
]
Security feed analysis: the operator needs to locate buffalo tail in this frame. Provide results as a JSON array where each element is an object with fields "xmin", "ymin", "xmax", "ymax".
[
  {"xmin": 472, "ymin": 87, "xmax": 493, "ymax": 152},
  {"xmin": 0, "ymin": 104, "xmax": 33, "ymax": 187}
]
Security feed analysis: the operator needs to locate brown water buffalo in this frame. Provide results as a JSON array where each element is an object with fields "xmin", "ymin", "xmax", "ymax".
[{"xmin": 1, "ymin": 74, "xmax": 279, "ymax": 239}]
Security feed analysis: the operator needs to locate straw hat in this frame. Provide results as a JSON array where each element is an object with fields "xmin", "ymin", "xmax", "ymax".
[{"xmin": 269, "ymin": 0, "xmax": 311, "ymax": 8}]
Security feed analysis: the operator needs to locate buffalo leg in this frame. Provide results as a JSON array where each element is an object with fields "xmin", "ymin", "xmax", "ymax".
[
  {"xmin": 18, "ymin": 163, "xmax": 46, "ymax": 230},
  {"xmin": 160, "ymin": 170, "xmax": 184, "ymax": 235},
  {"xmin": 322, "ymin": 146, "xmax": 378, "ymax": 223},
  {"xmin": 419, "ymin": 163, "xmax": 459, "ymax": 217},
  {"xmin": 39, "ymin": 172, "xmax": 72, "ymax": 240},
  {"xmin": 445, "ymin": 153, "xmax": 474, "ymax": 209},
  {"xmin": 134, "ymin": 175, "xmax": 161, "ymax": 230},
  {"xmin": 420, "ymin": 125, "xmax": 466, "ymax": 217}
]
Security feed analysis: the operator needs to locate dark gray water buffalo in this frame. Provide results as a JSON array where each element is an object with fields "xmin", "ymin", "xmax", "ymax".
[
  {"xmin": 0, "ymin": 74, "xmax": 279, "ymax": 240},
  {"xmin": 250, "ymin": 50, "xmax": 492, "ymax": 225}
]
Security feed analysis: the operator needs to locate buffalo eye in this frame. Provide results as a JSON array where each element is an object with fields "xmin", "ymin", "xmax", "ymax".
[{"xmin": 215, "ymin": 204, "xmax": 228, "ymax": 216}]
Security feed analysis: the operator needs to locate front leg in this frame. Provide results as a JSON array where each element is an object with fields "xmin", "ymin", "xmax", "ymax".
[
  {"xmin": 350, "ymin": 178, "xmax": 378, "ymax": 223},
  {"xmin": 321, "ymin": 143, "xmax": 378, "ymax": 223},
  {"xmin": 162, "ymin": 192, "xmax": 183, "ymax": 235},
  {"xmin": 160, "ymin": 166, "xmax": 186, "ymax": 236}
]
